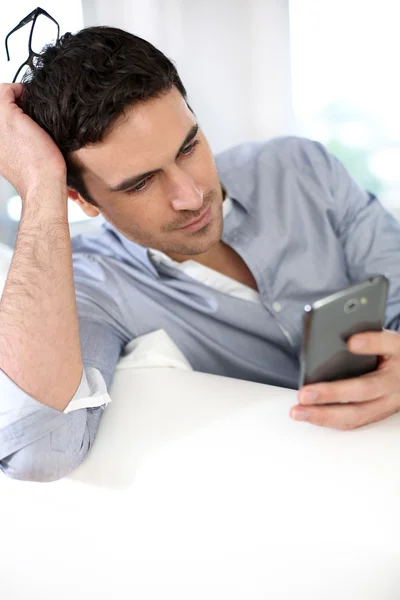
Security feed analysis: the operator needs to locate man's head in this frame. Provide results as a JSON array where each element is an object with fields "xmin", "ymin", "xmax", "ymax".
[{"xmin": 22, "ymin": 27, "xmax": 224, "ymax": 259}]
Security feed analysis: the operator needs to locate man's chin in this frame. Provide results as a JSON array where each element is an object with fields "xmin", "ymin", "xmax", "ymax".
[{"xmin": 166, "ymin": 223, "xmax": 222, "ymax": 260}]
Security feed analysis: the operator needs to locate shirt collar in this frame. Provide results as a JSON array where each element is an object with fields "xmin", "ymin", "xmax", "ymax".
[{"xmin": 215, "ymin": 141, "xmax": 265, "ymax": 213}]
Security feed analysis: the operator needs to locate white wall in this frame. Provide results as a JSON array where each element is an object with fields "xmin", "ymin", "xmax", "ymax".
[{"xmin": 82, "ymin": 0, "xmax": 295, "ymax": 153}]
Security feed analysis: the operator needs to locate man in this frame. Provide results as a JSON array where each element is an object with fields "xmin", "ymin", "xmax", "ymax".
[{"xmin": 0, "ymin": 27, "xmax": 400, "ymax": 483}]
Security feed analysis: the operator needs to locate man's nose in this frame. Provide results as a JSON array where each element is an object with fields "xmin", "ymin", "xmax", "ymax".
[{"xmin": 168, "ymin": 168, "xmax": 203, "ymax": 212}]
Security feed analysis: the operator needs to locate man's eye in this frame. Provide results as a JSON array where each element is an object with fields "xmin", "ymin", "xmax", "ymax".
[
  {"xmin": 125, "ymin": 140, "xmax": 200, "ymax": 195},
  {"xmin": 134, "ymin": 179, "xmax": 148, "ymax": 191},
  {"xmin": 127, "ymin": 176, "xmax": 153, "ymax": 195},
  {"xmin": 180, "ymin": 139, "xmax": 200, "ymax": 156}
]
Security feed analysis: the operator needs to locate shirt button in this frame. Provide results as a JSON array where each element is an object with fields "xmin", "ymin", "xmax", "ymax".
[{"xmin": 273, "ymin": 302, "xmax": 282, "ymax": 312}]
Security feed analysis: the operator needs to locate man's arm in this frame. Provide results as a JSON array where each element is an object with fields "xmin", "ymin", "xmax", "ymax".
[
  {"xmin": 0, "ymin": 246, "xmax": 127, "ymax": 481},
  {"xmin": 0, "ymin": 317, "xmax": 125, "ymax": 482},
  {"xmin": 0, "ymin": 82, "xmax": 81, "ymax": 411},
  {"xmin": 0, "ymin": 183, "xmax": 83, "ymax": 411},
  {"xmin": 295, "ymin": 138, "xmax": 400, "ymax": 328},
  {"xmin": 0, "ymin": 82, "xmax": 125, "ymax": 481},
  {"xmin": 291, "ymin": 138, "xmax": 400, "ymax": 429}
]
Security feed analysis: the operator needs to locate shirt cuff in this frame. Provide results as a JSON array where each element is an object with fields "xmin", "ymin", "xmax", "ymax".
[
  {"xmin": 63, "ymin": 366, "xmax": 112, "ymax": 413},
  {"xmin": 0, "ymin": 365, "xmax": 110, "ymax": 460}
]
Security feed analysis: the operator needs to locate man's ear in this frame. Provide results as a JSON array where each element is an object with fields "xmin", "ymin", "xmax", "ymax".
[{"xmin": 67, "ymin": 188, "xmax": 101, "ymax": 218}]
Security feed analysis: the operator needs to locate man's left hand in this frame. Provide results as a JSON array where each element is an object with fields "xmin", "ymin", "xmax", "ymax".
[{"xmin": 291, "ymin": 329, "xmax": 400, "ymax": 430}]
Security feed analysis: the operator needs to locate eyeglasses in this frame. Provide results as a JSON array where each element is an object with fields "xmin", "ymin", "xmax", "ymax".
[{"xmin": 5, "ymin": 7, "xmax": 60, "ymax": 83}]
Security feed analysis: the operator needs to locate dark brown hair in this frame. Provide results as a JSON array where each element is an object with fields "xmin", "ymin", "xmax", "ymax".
[{"xmin": 22, "ymin": 26, "xmax": 188, "ymax": 203}]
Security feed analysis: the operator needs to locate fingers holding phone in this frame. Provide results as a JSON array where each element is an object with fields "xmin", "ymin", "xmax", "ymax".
[
  {"xmin": 291, "ymin": 276, "xmax": 400, "ymax": 429},
  {"xmin": 299, "ymin": 275, "xmax": 388, "ymax": 387}
]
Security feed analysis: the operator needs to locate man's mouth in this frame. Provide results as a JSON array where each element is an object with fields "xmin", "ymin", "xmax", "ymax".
[{"xmin": 178, "ymin": 207, "xmax": 212, "ymax": 232}]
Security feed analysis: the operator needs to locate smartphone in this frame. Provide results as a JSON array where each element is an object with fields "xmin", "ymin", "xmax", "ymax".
[{"xmin": 299, "ymin": 275, "xmax": 389, "ymax": 387}]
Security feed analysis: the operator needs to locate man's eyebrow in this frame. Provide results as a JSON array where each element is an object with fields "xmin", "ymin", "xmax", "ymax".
[{"xmin": 109, "ymin": 123, "xmax": 199, "ymax": 193}]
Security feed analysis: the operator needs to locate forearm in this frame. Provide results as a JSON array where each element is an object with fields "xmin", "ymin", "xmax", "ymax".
[{"xmin": 0, "ymin": 181, "xmax": 82, "ymax": 411}]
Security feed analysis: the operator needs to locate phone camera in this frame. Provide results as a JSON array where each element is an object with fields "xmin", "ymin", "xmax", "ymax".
[{"xmin": 344, "ymin": 298, "xmax": 359, "ymax": 313}]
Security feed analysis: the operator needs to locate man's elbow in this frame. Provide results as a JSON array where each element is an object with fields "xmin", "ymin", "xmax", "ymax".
[{"xmin": 0, "ymin": 409, "xmax": 98, "ymax": 483}]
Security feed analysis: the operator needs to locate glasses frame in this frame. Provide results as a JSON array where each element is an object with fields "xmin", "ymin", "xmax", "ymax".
[{"xmin": 5, "ymin": 6, "xmax": 60, "ymax": 83}]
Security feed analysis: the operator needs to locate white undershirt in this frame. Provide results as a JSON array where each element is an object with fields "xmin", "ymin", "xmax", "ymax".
[{"xmin": 148, "ymin": 198, "xmax": 261, "ymax": 304}]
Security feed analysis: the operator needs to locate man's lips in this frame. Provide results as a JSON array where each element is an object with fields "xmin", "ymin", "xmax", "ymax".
[{"xmin": 178, "ymin": 207, "xmax": 211, "ymax": 231}]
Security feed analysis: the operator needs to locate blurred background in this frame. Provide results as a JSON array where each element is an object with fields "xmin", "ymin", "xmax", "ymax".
[{"xmin": 1, "ymin": 0, "xmax": 400, "ymax": 247}]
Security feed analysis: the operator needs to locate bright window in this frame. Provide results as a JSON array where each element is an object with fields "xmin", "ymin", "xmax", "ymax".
[{"xmin": 289, "ymin": 0, "xmax": 400, "ymax": 220}]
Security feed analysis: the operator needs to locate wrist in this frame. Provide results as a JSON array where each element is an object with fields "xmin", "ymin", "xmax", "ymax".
[{"xmin": 22, "ymin": 179, "xmax": 69, "ymax": 220}]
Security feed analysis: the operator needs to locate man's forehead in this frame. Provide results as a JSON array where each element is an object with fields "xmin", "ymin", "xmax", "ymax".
[{"xmin": 72, "ymin": 91, "xmax": 196, "ymax": 187}]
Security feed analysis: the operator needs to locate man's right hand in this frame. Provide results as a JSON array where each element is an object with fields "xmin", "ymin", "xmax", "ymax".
[{"xmin": 0, "ymin": 83, "xmax": 67, "ymax": 199}]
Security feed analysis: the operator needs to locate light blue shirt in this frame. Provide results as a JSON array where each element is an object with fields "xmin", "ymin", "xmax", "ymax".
[{"xmin": 1, "ymin": 136, "xmax": 400, "ymax": 482}]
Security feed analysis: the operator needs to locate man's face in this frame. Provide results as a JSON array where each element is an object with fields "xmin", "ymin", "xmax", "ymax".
[{"xmin": 69, "ymin": 87, "xmax": 224, "ymax": 259}]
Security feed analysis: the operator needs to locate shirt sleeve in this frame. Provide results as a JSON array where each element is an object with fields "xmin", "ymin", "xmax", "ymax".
[
  {"xmin": 0, "ymin": 252, "xmax": 129, "ymax": 480},
  {"xmin": 0, "ymin": 318, "xmax": 126, "ymax": 473},
  {"xmin": 300, "ymin": 139, "xmax": 400, "ymax": 332}
]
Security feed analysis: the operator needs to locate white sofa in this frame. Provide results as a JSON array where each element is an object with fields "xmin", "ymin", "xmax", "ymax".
[{"xmin": 1, "ymin": 242, "xmax": 400, "ymax": 599}]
